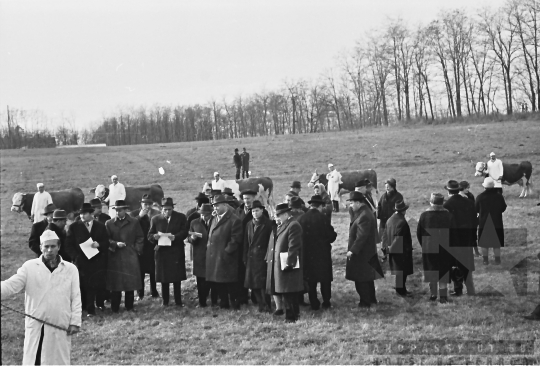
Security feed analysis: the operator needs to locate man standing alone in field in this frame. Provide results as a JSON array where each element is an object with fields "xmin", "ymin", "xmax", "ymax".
[
  {"xmin": 31, "ymin": 183, "xmax": 53, "ymax": 223},
  {"xmin": 241, "ymin": 147, "xmax": 250, "ymax": 178},
  {"xmin": 105, "ymin": 175, "xmax": 126, "ymax": 218},
  {"xmin": 233, "ymin": 148, "xmax": 242, "ymax": 180},
  {"xmin": 486, "ymin": 152, "xmax": 504, "ymax": 195},
  {"xmin": 327, "ymin": 163, "xmax": 342, "ymax": 213}
]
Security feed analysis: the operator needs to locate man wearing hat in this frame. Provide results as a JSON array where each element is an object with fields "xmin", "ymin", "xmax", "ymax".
[
  {"xmin": 443, "ymin": 180, "xmax": 477, "ymax": 296},
  {"xmin": 65, "ymin": 203, "xmax": 110, "ymax": 316},
  {"xmin": 243, "ymin": 200, "xmax": 274, "ymax": 312},
  {"xmin": 47, "ymin": 209, "xmax": 72, "ymax": 262},
  {"xmin": 475, "ymin": 177, "xmax": 507, "ymax": 265},
  {"xmin": 382, "ymin": 200, "xmax": 414, "ymax": 297},
  {"xmin": 289, "ymin": 196, "xmax": 306, "ymax": 219},
  {"xmin": 290, "ymin": 181, "xmax": 308, "ymax": 211},
  {"xmin": 266, "ymin": 203, "xmax": 304, "ymax": 322},
  {"xmin": 297, "ymin": 195, "xmax": 337, "ymax": 310},
  {"xmin": 91, "ymin": 198, "xmax": 111, "ymax": 224},
  {"xmin": 104, "ymin": 175, "xmax": 126, "ymax": 217},
  {"xmin": 326, "ymin": 163, "xmax": 342, "ymax": 212},
  {"xmin": 188, "ymin": 203, "xmax": 218, "ymax": 307},
  {"xmin": 486, "ymin": 152, "xmax": 504, "ymax": 194},
  {"xmin": 105, "ymin": 200, "xmax": 144, "ymax": 312},
  {"xmin": 213, "ymin": 172, "xmax": 227, "ymax": 192},
  {"xmin": 233, "ymin": 148, "xmax": 242, "ymax": 180},
  {"xmin": 206, "ymin": 195, "xmax": 243, "ymax": 309},
  {"xmin": 350, "ymin": 180, "xmax": 376, "ymax": 219},
  {"xmin": 223, "ymin": 188, "xmax": 240, "ymax": 209},
  {"xmin": 31, "ymin": 183, "xmax": 53, "ymax": 223},
  {"xmin": 29, "ymin": 203, "xmax": 56, "ymax": 257},
  {"xmin": 377, "ymin": 178, "xmax": 404, "ymax": 241},
  {"xmin": 346, "ymin": 192, "xmax": 384, "ymax": 308},
  {"xmin": 131, "ymin": 194, "xmax": 161, "ymax": 300},
  {"xmin": 186, "ymin": 193, "xmax": 209, "ymax": 222},
  {"xmin": 241, "ymin": 147, "xmax": 250, "ymax": 178},
  {"xmin": 417, "ymin": 193, "xmax": 454, "ymax": 303},
  {"xmin": 148, "ymin": 198, "xmax": 189, "ymax": 307},
  {"xmin": 1, "ymin": 229, "xmax": 81, "ymax": 365}
]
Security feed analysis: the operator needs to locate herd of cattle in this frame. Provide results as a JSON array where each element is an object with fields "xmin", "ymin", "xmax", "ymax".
[{"xmin": 10, "ymin": 160, "xmax": 533, "ymax": 220}]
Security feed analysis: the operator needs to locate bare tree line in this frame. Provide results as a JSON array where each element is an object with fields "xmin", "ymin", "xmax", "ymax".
[{"xmin": 1, "ymin": 0, "xmax": 538, "ymax": 148}]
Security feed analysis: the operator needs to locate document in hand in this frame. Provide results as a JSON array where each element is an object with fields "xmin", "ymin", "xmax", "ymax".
[
  {"xmin": 189, "ymin": 231, "xmax": 203, "ymax": 238},
  {"xmin": 280, "ymin": 252, "xmax": 300, "ymax": 270},
  {"xmin": 80, "ymin": 238, "xmax": 99, "ymax": 259},
  {"xmin": 158, "ymin": 232, "xmax": 172, "ymax": 246}
]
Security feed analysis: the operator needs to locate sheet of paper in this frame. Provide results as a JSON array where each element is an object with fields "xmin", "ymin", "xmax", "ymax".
[
  {"xmin": 189, "ymin": 231, "xmax": 203, "ymax": 238},
  {"xmin": 80, "ymin": 237, "xmax": 99, "ymax": 260},
  {"xmin": 158, "ymin": 232, "xmax": 172, "ymax": 246},
  {"xmin": 280, "ymin": 252, "xmax": 300, "ymax": 270}
]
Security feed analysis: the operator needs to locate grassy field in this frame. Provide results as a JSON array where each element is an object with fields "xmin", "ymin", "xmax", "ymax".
[{"xmin": 1, "ymin": 119, "xmax": 539, "ymax": 364}]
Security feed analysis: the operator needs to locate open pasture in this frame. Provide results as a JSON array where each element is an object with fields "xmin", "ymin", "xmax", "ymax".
[{"xmin": 1, "ymin": 120, "xmax": 539, "ymax": 364}]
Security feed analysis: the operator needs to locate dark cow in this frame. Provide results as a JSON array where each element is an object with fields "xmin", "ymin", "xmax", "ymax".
[
  {"xmin": 307, "ymin": 169, "xmax": 378, "ymax": 208},
  {"xmin": 11, "ymin": 188, "xmax": 85, "ymax": 221},
  {"xmin": 90, "ymin": 184, "xmax": 165, "ymax": 212},
  {"xmin": 202, "ymin": 177, "xmax": 276, "ymax": 217},
  {"xmin": 474, "ymin": 161, "xmax": 533, "ymax": 198}
]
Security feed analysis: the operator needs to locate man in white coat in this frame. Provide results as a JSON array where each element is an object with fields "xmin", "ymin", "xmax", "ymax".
[
  {"xmin": 486, "ymin": 152, "xmax": 504, "ymax": 194},
  {"xmin": 31, "ymin": 183, "xmax": 53, "ymax": 223},
  {"xmin": 326, "ymin": 163, "xmax": 342, "ymax": 212},
  {"xmin": 105, "ymin": 175, "xmax": 126, "ymax": 217},
  {"xmin": 212, "ymin": 172, "xmax": 227, "ymax": 192},
  {"xmin": 1, "ymin": 230, "xmax": 81, "ymax": 365}
]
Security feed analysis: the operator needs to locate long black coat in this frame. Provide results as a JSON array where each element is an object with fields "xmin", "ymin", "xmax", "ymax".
[
  {"xmin": 148, "ymin": 211, "xmax": 189, "ymax": 283},
  {"xmin": 65, "ymin": 220, "xmax": 109, "ymax": 289},
  {"xmin": 346, "ymin": 205, "xmax": 384, "ymax": 282},
  {"xmin": 377, "ymin": 190, "xmax": 404, "ymax": 226},
  {"xmin": 475, "ymin": 189, "xmax": 507, "ymax": 248},
  {"xmin": 416, "ymin": 206, "xmax": 454, "ymax": 282},
  {"xmin": 297, "ymin": 208, "xmax": 337, "ymax": 283},
  {"xmin": 188, "ymin": 217, "xmax": 210, "ymax": 278},
  {"xmin": 444, "ymin": 194, "xmax": 477, "ymax": 272},
  {"xmin": 130, "ymin": 208, "xmax": 161, "ymax": 274},
  {"xmin": 382, "ymin": 212, "xmax": 413, "ymax": 276},
  {"xmin": 94, "ymin": 212, "xmax": 111, "ymax": 225},
  {"xmin": 29, "ymin": 219, "xmax": 49, "ymax": 256},
  {"xmin": 243, "ymin": 215, "xmax": 274, "ymax": 289}
]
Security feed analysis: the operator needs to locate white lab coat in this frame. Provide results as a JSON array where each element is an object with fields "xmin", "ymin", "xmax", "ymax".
[
  {"xmin": 326, "ymin": 170, "xmax": 342, "ymax": 201},
  {"xmin": 487, "ymin": 159, "xmax": 504, "ymax": 188},
  {"xmin": 106, "ymin": 182, "xmax": 126, "ymax": 217},
  {"xmin": 31, "ymin": 192, "xmax": 53, "ymax": 223},
  {"xmin": 1, "ymin": 256, "xmax": 82, "ymax": 365},
  {"xmin": 212, "ymin": 178, "xmax": 227, "ymax": 192}
]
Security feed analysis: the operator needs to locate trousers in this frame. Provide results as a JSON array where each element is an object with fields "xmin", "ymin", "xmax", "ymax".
[
  {"xmin": 138, "ymin": 267, "xmax": 158, "ymax": 298},
  {"xmin": 161, "ymin": 282, "xmax": 182, "ymax": 305},
  {"xmin": 242, "ymin": 170, "xmax": 249, "ymax": 179},
  {"xmin": 111, "ymin": 291, "xmax": 134, "ymax": 312},
  {"xmin": 235, "ymin": 167, "xmax": 241, "ymax": 180},
  {"xmin": 196, "ymin": 277, "xmax": 218, "ymax": 306},
  {"xmin": 251, "ymin": 288, "xmax": 271, "ymax": 311},
  {"xmin": 395, "ymin": 273, "xmax": 409, "ymax": 294},
  {"xmin": 215, "ymin": 282, "xmax": 241, "ymax": 309},
  {"xmin": 355, "ymin": 281, "xmax": 377, "ymax": 307},
  {"xmin": 307, "ymin": 281, "xmax": 331, "ymax": 309},
  {"xmin": 281, "ymin": 292, "xmax": 300, "ymax": 321}
]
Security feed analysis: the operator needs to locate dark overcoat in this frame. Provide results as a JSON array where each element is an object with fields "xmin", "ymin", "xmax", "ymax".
[
  {"xmin": 416, "ymin": 206, "xmax": 454, "ymax": 283},
  {"xmin": 130, "ymin": 208, "xmax": 161, "ymax": 274},
  {"xmin": 475, "ymin": 189, "xmax": 507, "ymax": 248},
  {"xmin": 148, "ymin": 211, "xmax": 189, "ymax": 283},
  {"xmin": 297, "ymin": 209, "xmax": 337, "ymax": 283},
  {"xmin": 65, "ymin": 220, "xmax": 109, "ymax": 289},
  {"xmin": 105, "ymin": 215, "xmax": 144, "ymax": 291},
  {"xmin": 188, "ymin": 217, "xmax": 211, "ymax": 278},
  {"xmin": 241, "ymin": 151, "xmax": 250, "ymax": 170},
  {"xmin": 95, "ymin": 212, "xmax": 111, "ymax": 225},
  {"xmin": 319, "ymin": 191, "xmax": 333, "ymax": 220},
  {"xmin": 382, "ymin": 212, "xmax": 413, "ymax": 276},
  {"xmin": 444, "ymin": 194, "xmax": 477, "ymax": 272},
  {"xmin": 29, "ymin": 219, "xmax": 49, "ymax": 256},
  {"xmin": 47, "ymin": 222, "xmax": 71, "ymax": 262},
  {"xmin": 346, "ymin": 205, "xmax": 384, "ymax": 282},
  {"xmin": 243, "ymin": 214, "xmax": 274, "ymax": 289},
  {"xmin": 206, "ymin": 210, "xmax": 243, "ymax": 283},
  {"xmin": 266, "ymin": 217, "xmax": 304, "ymax": 294},
  {"xmin": 377, "ymin": 190, "xmax": 404, "ymax": 225}
]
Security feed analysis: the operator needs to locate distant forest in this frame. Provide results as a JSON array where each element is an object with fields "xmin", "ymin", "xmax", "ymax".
[{"xmin": 1, "ymin": 0, "xmax": 538, "ymax": 149}]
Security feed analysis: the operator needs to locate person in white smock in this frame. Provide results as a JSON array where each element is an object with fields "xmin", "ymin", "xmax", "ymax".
[
  {"xmin": 326, "ymin": 163, "xmax": 342, "ymax": 213},
  {"xmin": 486, "ymin": 152, "xmax": 504, "ymax": 194},
  {"xmin": 105, "ymin": 175, "xmax": 126, "ymax": 217},
  {"xmin": 31, "ymin": 183, "xmax": 53, "ymax": 223}
]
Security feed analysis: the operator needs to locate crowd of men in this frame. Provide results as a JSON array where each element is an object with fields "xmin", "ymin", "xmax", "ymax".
[{"xmin": 2, "ymin": 165, "xmax": 539, "ymax": 364}]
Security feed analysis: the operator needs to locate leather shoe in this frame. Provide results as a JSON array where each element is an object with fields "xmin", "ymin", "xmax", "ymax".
[
  {"xmin": 358, "ymin": 302, "xmax": 371, "ymax": 309},
  {"xmin": 273, "ymin": 309, "xmax": 284, "ymax": 316},
  {"xmin": 450, "ymin": 291, "xmax": 463, "ymax": 297},
  {"xmin": 439, "ymin": 297, "xmax": 448, "ymax": 304},
  {"xmin": 523, "ymin": 314, "xmax": 540, "ymax": 321},
  {"xmin": 429, "ymin": 295, "xmax": 437, "ymax": 301},
  {"xmin": 322, "ymin": 302, "xmax": 331, "ymax": 309}
]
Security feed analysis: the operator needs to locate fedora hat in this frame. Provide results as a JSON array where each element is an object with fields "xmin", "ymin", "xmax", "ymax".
[
  {"xmin": 212, "ymin": 195, "xmax": 228, "ymax": 205},
  {"xmin": 444, "ymin": 180, "xmax": 460, "ymax": 191},
  {"xmin": 347, "ymin": 191, "xmax": 365, "ymax": 202},
  {"xmin": 308, "ymin": 195, "xmax": 325, "ymax": 205},
  {"xmin": 223, "ymin": 187, "xmax": 235, "ymax": 196},
  {"xmin": 251, "ymin": 200, "xmax": 265, "ymax": 210},
  {"xmin": 80, "ymin": 203, "xmax": 95, "ymax": 214},
  {"xmin": 43, "ymin": 203, "xmax": 57, "ymax": 215},
  {"xmin": 211, "ymin": 189, "xmax": 222, "ymax": 197},
  {"xmin": 459, "ymin": 181, "xmax": 470, "ymax": 190},
  {"xmin": 113, "ymin": 200, "xmax": 129, "ymax": 209},
  {"xmin": 355, "ymin": 179, "xmax": 368, "ymax": 188},
  {"xmin": 90, "ymin": 198, "xmax": 102, "ymax": 208},
  {"xmin": 161, "ymin": 197, "xmax": 175, "ymax": 209},
  {"xmin": 289, "ymin": 196, "xmax": 302, "ymax": 209},
  {"xmin": 52, "ymin": 209, "xmax": 67, "ymax": 220},
  {"xmin": 275, "ymin": 203, "xmax": 292, "ymax": 215},
  {"xmin": 482, "ymin": 177, "xmax": 495, "ymax": 188},
  {"xmin": 198, "ymin": 203, "xmax": 213, "ymax": 214},
  {"xmin": 394, "ymin": 200, "xmax": 409, "ymax": 211},
  {"xmin": 241, "ymin": 189, "xmax": 257, "ymax": 197},
  {"xmin": 140, "ymin": 194, "xmax": 153, "ymax": 204},
  {"xmin": 194, "ymin": 192, "xmax": 207, "ymax": 201},
  {"xmin": 290, "ymin": 181, "xmax": 302, "ymax": 189},
  {"xmin": 430, "ymin": 193, "xmax": 444, "ymax": 205}
]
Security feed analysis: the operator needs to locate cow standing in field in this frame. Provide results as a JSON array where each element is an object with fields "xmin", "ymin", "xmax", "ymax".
[
  {"xmin": 90, "ymin": 183, "xmax": 165, "ymax": 213},
  {"xmin": 474, "ymin": 159, "xmax": 533, "ymax": 198},
  {"xmin": 11, "ymin": 188, "xmax": 85, "ymax": 222}
]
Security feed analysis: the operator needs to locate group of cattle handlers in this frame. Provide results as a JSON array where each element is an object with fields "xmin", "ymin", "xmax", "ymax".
[{"xmin": 2, "ymin": 151, "xmax": 539, "ymax": 365}]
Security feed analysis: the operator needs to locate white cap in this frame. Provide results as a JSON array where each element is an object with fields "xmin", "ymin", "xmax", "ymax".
[
  {"xmin": 214, "ymin": 172, "xmax": 219, "ymax": 176},
  {"xmin": 111, "ymin": 175, "xmax": 118, "ymax": 179},
  {"xmin": 489, "ymin": 152, "xmax": 496, "ymax": 156},
  {"xmin": 328, "ymin": 163, "xmax": 334, "ymax": 168},
  {"xmin": 37, "ymin": 183, "xmax": 44, "ymax": 188},
  {"xmin": 40, "ymin": 229, "xmax": 59, "ymax": 244}
]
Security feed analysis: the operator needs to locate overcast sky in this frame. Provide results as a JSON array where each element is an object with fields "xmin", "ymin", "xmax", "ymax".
[{"xmin": 0, "ymin": 0, "xmax": 504, "ymax": 127}]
